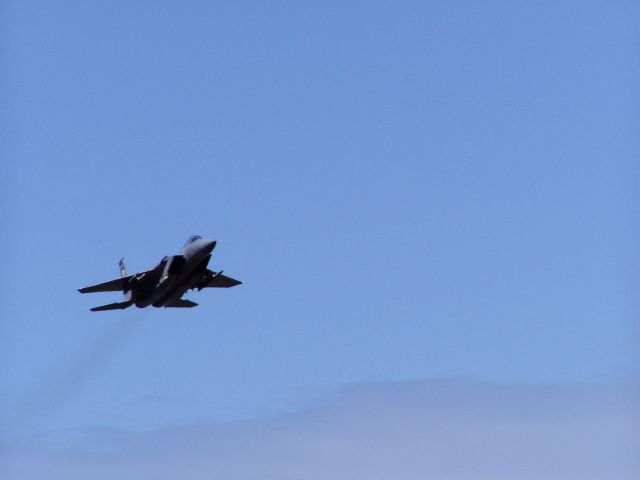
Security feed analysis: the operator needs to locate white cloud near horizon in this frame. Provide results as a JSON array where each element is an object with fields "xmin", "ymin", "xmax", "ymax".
[{"xmin": 2, "ymin": 378, "xmax": 638, "ymax": 480}]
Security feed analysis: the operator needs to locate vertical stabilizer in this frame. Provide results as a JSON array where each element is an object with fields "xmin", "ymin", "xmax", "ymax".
[
  {"xmin": 119, "ymin": 258, "xmax": 132, "ymax": 302},
  {"xmin": 119, "ymin": 258, "xmax": 128, "ymax": 277}
]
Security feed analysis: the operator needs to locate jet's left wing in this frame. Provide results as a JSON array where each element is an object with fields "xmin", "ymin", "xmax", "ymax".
[
  {"xmin": 199, "ymin": 270, "xmax": 242, "ymax": 289},
  {"xmin": 78, "ymin": 276, "xmax": 134, "ymax": 294},
  {"xmin": 91, "ymin": 300, "xmax": 134, "ymax": 311},
  {"xmin": 165, "ymin": 299, "xmax": 198, "ymax": 308}
]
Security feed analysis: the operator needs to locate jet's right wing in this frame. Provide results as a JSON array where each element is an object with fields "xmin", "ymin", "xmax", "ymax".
[{"xmin": 78, "ymin": 275, "xmax": 133, "ymax": 294}]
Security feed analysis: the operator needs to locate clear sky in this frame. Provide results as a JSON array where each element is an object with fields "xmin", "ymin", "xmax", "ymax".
[{"xmin": 2, "ymin": 1, "xmax": 639, "ymax": 478}]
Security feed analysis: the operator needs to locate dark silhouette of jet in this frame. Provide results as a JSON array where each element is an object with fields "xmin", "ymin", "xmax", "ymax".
[{"xmin": 78, "ymin": 235, "xmax": 241, "ymax": 311}]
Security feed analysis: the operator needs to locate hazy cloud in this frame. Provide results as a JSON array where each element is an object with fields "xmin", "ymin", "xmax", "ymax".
[{"xmin": 2, "ymin": 378, "xmax": 638, "ymax": 479}]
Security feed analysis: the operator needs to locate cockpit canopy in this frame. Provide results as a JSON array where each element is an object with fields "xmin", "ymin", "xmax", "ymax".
[{"xmin": 184, "ymin": 235, "xmax": 202, "ymax": 247}]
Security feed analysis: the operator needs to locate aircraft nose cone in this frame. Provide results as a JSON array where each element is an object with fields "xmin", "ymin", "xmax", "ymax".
[{"xmin": 206, "ymin": 239, "xmax": 217, "ymax": 252}]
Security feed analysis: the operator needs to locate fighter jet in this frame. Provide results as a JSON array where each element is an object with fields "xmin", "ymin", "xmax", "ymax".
[{"xmin": 78, "ymin": 235, "xmax": 241, "ymax": 311}]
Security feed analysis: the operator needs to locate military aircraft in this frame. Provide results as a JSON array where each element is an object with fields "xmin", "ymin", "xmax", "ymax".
[{"xmin": 78, "ymin": 235, "xmax": 241, "ymax": 311}]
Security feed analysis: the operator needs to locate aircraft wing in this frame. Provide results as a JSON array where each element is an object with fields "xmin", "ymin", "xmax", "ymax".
[
  {"xmin": 165, "ymin": 299, "xmax": 198, "ymax": 308},
  {"xmin": 78, "ymin": 275, "xmax": 133, "ymax": 294},
  {"xmin": 91, "ymin": 300, "xmax": 134, "ymax": 311},
  {"xmin": 200, "ymin": 271, "xmax": 242, "ymax": 288}
]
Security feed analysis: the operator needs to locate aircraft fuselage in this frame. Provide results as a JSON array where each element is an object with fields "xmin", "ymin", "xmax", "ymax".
[{"xmin": 134, "ymin": 238, "xmax": 217, "ymax": 308}]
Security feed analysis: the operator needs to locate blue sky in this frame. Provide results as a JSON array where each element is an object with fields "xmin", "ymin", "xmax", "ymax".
[{"xmin": 2, "ymin": 1, "xmax": 639, "ymax": 478}]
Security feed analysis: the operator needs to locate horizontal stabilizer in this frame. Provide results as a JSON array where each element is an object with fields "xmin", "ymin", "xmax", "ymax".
[
  {"xmin": 165, "ymin": 299, "xmax": 198, "ymax": 308},
  {"xmin": 79, "ymin": 275, "xmax": 133, "ymax": 294},
  {"xmin": 90, "ymin": 300, "xmax": 134, "ymax": 312},
  {"xmin": 201, "ymin": 271, "xmax": 242, "ymax": 289}
]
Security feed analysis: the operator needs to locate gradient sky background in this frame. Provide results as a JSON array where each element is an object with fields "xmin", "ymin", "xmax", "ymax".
[{"xmin": 2, "ymin": 1, "xmax": 639, "ymax": 478}]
